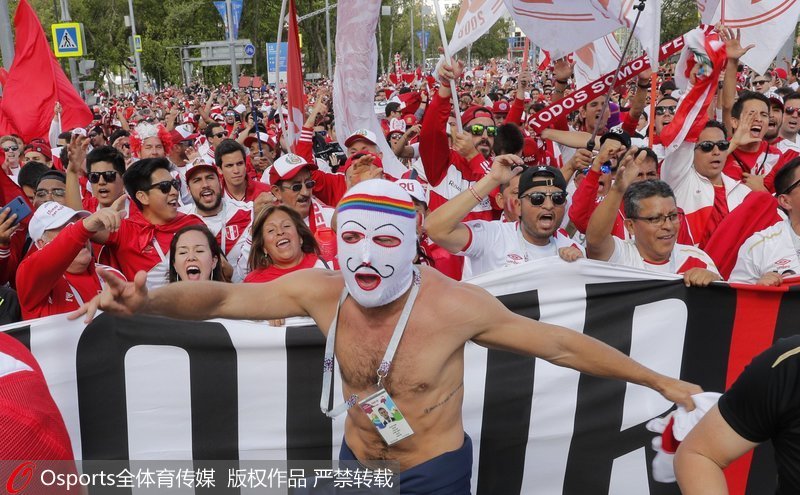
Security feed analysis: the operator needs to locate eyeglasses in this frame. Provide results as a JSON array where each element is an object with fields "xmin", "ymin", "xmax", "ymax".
[
  {"xmin": 521, "ymin": 191, "xmax": 568, "ymax": 206},
  {"xmin": 468, "ymin": 124, "xmax": 497, "ymax": 137},
  {"xmin": 630, "ymin": 211, "xmax": 683, "ymax": 226},
  {"xmin": 2, "ymin": 145, "xmax": 19, "ymax": 152},
  {"xmin": 120, "ymin": 143, "xmax": 131, "ymax": 149},
  {"xmin": 753, "ymin": 80, "xmax": 769, "ymax": 85},
  {"xmin": 281, "ymin": 179, "xmax": 316, "ymax": 193},
  {"xmin": 88, "ymin": 133, "xmax": 99, "ymax": 138},
  {"xmin": 694, "ymin": 140, "xmax": 730, "ymax": 152},
  {"xmin": 34, "ymin": 188, "xmax": 66, "ymax": 199},
  {"xmin": 88, "ymin": 171, "xmax": 118, "ymax": 183},
  {"xmin": 147, "ymin": 179, "xmax": 181, "ymax": 194},
  {"xmin": 213, "ymin": 132, "xmax": 227, "ymax": 139},
  {"xmin": 786, "ymin": 106, "xmax": 800, "ymax": 116},
  {"xmin": 655, "ymin": 106, "xmax": 677, "ymax": 116}
]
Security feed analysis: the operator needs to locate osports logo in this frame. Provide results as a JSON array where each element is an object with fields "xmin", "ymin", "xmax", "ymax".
[{"xmin": 6, "ymin": 461, "xmax": 35, "ymax": 494}]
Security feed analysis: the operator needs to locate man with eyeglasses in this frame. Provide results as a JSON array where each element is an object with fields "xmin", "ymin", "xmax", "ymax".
[
  {"xmin": 586, "ymin": 152, "xmax": 721, "ymax": 286},
  {"xmin": 661, "ymin": 121, "xmax": 751, "ymax": 248},
  {"xmin": 33, "ymin": 170, "xmax": 67, "ymax": 209},
  {"xmin": 215, "ymin": 139, "xmax": 271, "ymax": 203},
  {"xmin": 419, "ymin": 58, "xmax": 498, "ymax": 222},
  {"xmin": 89, "ymin": 158, "xmax": 203, "ymax": 289},
  {"xmin": 426, "ymin": 158, "xmax": 585, "ymax": 278}
]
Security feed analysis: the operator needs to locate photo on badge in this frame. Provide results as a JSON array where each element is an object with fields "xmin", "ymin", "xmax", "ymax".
[{"xmin": 359, "ymin": 388, "xmax": 414, "ymax": 446}]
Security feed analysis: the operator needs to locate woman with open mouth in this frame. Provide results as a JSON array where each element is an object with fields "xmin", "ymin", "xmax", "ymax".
[
  {"xmin": 168, "ymin": 225, "xmax": 226, "ymax": 283},
  {"xmin": 244, "ymin": 205, "xmax": 330, "ymax": 284}
]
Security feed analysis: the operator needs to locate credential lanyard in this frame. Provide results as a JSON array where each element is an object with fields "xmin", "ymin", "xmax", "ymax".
[{"xmin": 319, "ymin": 268, "xmax": 421, "ymax": 418}]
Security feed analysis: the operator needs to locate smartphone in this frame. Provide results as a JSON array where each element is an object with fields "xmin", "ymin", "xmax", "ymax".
[{"xmin": 3, "ymin": 196, "xmax": 31, "ymax": 226}]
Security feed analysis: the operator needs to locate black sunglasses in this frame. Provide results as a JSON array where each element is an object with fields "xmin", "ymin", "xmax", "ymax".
[
  {"xmin": 753, "ymin": 80, "xmax": 769, "ymax": 85},
  {"xmin": 655, "ymin": 106, "xmax": 677, "ymax": 116},
  {"xmin": 213, "ymin": 132, "xmax": 227, "ymax": 139},
  {"xmin": 468, "ymin": 124, "xmax": 497, "ymax": 137},
  {"xmin": 694, "ymin": 140, "xmax": 730, "ymax": 152},
  {"xmin": 88, "ymin": 171, "xmax": 118, "ymax": 183},
  {"xmin": 521, "ymin": 191, "xmax": 568, "ymax": 206},
  {"xmin": 2, "ymin": 145, "xmax": 19, "ymax": 152},
  {"xmin": 281, "ymin": 179, "xmax": 315, "ymax": 193},
  {"xmin": 148, "ymin": 179, "xmax": 181, "ymax": 194},
  {"xmin": 781, "ymin": 177, "xmax": 800, "ymax": 195}
]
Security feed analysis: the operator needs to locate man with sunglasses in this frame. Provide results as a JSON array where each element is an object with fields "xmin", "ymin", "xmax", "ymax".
[
  {"xmin": 586, "ymin": 151, "xmax": 720, "ymax": 286},
  {"xmin": 777, "ymin": 93, "xmax": 800, "ymax": 151},
  {"xmin": 426, "ymin": 157, "xmax": 584, "ymax": 278},
  {"xmin": 64, "ymin": 144, "xmax": 126, "ymax": 213},
  {"xmin": 420, "ymin": 57, "xmax": 498, "ymax": 222},
  {"xmin": 751, "ymin": 76, "xmax": 771, "ymax": 94},
  {"xmin": 205, "ymin": 123, "xmax": 228, "ymax": 150},
  {"xmin": 662, "ymin": 121, "xmax": 751, "ymax": 248},
  {"xmin": 89, "ymin": 158, "xmax": 203, "ymax": 289}
]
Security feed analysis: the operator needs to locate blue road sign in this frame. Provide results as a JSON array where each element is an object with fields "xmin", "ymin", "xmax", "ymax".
[
  {"xmin": 244, "ymin": 43, "xmax": 255, "ymax": 57},
  {"xmin": 266, "ymin": 42, "xmax": 288, "ymax": 73}
]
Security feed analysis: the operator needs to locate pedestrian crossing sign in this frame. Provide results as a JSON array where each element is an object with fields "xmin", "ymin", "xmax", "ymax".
[{"xmin": 51, "ymin": 22, "xmax": 83, "ymax": 58}]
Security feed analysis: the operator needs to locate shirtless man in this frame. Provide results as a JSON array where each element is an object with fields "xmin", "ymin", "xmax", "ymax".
[{"xmin": 73, "ymin": 166, "xmax": 700, "ymax": 493}]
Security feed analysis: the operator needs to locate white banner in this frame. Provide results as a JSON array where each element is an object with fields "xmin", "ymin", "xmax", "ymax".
[
  {"xmin": 504, "ymin": 0, "xmax": 620, "ymax": 60},
  {"xmin": 4, "ymin": 259, "xmax": 789, "ymax": 493},
  {"xmin": 710, "ymin": 0, "xmax": 800, "ymax": 74},
  {"xmin": 573, "ymin": 34, "xmax": 623, "ymax": 89},
  {"xmin": 333, "ymin": 0, "xmax": 407, "ymax": 179},
  {"xmin": 448, "ymin": 0, "xmax": 507, "ymax": 55}
]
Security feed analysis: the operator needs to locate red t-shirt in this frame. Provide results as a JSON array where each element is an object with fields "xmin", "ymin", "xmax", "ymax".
[
  {"xmin": 223, "ymin": 178, "xmax": 271, "ymax": 203},
  {"xmin": 243, "ymin": 252, "xmax": 320, "ymax": 283},
  {"xmin": 16, "ymin": 221, "xmax": 124, "ymax": 320}
]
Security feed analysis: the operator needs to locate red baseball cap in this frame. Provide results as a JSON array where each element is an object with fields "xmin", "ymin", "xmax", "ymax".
[
  {"xmin": 461, "ymin": 105, "xmax": 494, "ymax": 125},
  {"xmin": 268, "ymin": 153, "xmax": 311, "ymax": 184},
  {"xmin": 492, "ymin": 100, "xmax": 511, "ymax": 114}
]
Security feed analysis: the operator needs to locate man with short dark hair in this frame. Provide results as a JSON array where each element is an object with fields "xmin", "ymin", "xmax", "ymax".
[
  {"xmin": 215, "ymin": 139, "xmax": 270, "ymax": 203},
  {"xmin": 33, "ymin": 170, "xmax": 67, "ymax": 209},
  {"xmin": 426, "ymin": 156, "xmax": 584, "ymax": 277},
  {"xmin": 586, "ymin": 151, "xmax": 720, "ymax": 286},
  {"xmin": 90, "ymin": 158, "xmax": 203, "ymax": 288},
  {"xmin": 65, "ymin": 142, "xmax": 127, "ymax": 212}
]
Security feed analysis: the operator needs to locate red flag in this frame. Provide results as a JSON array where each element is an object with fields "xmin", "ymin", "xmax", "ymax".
[
  {"xmin": 0, "ymin": 0, "xmax": 92, "ymax": 142},
  {"xmin": 285, "ymin": 0, "xmax": 306, "ymax": 151}
]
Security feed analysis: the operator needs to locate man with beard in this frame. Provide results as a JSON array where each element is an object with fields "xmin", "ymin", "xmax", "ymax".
[
  {"xmin": 761, "ymin": 92, "xmax": 800, "ymax": 158},
  {"xmin": 426, "ymin": 158, "xmax": 584, "ymax": 277},
  {"xmin": 419, "ymin": 58, "xmax": 497, "ymax": 221},
  {"xmin": 73, "ymin": 178, "xmax": 700, "ymax": 494},
  {"xmin": 178, "ymin": 160, "xmax": 251, "ymax": 282}
]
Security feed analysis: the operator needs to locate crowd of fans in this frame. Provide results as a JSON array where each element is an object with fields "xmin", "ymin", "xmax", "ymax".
[{"xmin": 0, "ymin": 24, "xmax": 798, "ymax": 324}]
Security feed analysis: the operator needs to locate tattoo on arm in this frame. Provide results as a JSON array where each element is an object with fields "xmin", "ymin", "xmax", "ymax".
[{"xmin": 424, "ymin": 382, "xmax": 464, "ymax": 414}]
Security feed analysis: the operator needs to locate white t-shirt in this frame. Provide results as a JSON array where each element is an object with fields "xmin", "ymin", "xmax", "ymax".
[
  {"xmin": 460, "ymin": 220, "xmax": 583, "ymax": 277},
  {"xmin": 607, "ymin": 237, "xmax": 719, "ymax": 275},
  {"xmin": 728, "ymin": 219, "xmax": 800, "ymax": 284}
]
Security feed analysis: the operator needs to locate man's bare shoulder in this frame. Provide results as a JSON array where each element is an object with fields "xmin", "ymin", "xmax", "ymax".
[{"xmin": 417, "ymin": 266, "xmax": 503, "ymax": 327}]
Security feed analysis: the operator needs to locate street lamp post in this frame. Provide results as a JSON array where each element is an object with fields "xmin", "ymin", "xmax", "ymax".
[{"xmin": 126, "ymin": 0, "xmax": 145, "ymax": 93}]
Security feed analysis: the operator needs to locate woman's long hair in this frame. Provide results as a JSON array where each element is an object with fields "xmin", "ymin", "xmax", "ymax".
[{"xmin": 248, "ymin": 205, "xmax": 320, "ymax": 272}]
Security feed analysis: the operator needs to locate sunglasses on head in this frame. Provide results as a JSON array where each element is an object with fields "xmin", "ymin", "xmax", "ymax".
[
  {"xmin": 88, "ymin": 171, "xmax": 118, "ymax": 183},
  {"xmin": 148, "ymin": 179, "xmax": 181, "ymax": 194},
  {"xmin": 468, "ymin": 124, "xmax": 497, "ymax": 137},
  {"xmin": 694, "ymin": 140, "xmax": 730, "ymax": 152},
  {"xmin": 655, "ymin": 106, "xmax": 677, "ymax": 116},
  {"xmin": 282, "ymin": 179, "xmax": 316, "ymax": 193},
  {"xmin": 521, "ymin": 191, "xmax": 568, "ymax": 206}
]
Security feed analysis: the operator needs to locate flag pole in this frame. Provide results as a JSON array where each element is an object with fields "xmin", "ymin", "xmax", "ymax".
[
  {"xmin": 433, "ymin": 0, "xmax": 463, "ymax": 132},
  {"xmin": 648, "ymin": 71, "xmax": 657, "ymax": 144},
  {"xmin": 586, "ymin": 0, "xmax": 646, "ymax": 152},
  {"xmin": 274, "ymin": 0, "xmax": 290, "ymax": 144},
  {"xmin": 522, "ymin": 37, "xmax": 530, "ymax": 71}
]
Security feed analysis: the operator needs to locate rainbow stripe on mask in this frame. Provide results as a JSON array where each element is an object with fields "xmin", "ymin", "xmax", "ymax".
[{"xmin": 337, "ymin": 193, "xmax": 416, "ymax": 219}]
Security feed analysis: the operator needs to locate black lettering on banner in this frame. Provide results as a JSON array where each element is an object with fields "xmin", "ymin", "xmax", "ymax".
[
  {"xmin": 76, "ymin": 314, "xmax": 240, "ymax": 462},
  {"xmin": 285, "ymin": 325, "xmax": 332, "ymax": 461},
  {"xmin": 476, "ymin": 289, "xmax": 540, "ymax": 495},
  {"xmin": 5, "ymin": 324, "xmax": 30, "ymax": 350},
  {"xmin": 565, "ymin": 280, "xmax": 690, "ymax": 495}
]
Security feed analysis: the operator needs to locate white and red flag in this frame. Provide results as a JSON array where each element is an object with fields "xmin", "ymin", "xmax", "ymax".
[
  {"xmin": 594, "ymin": 0, "xmax": 662, "ymax": 71},
  {"xmin": 660, "ymin": 26, "xmax": 727, "ymax": 155},
  {"xmin": 448, "ymin": 0, "xmax": 507, "ymax": 55},
  {"xmin": 709, "ymin": 0, "xmax": 800, "ymax": 74},
  {"xmin": 572, "ymin": 34, "xmax": 622, "ymax": 89},
  {"xmin": 285, "ymin": 0, "xmax": 306, "ymax": 151}
]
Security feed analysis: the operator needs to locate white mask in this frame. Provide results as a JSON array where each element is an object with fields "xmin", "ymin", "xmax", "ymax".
[{"xmin": 336, "ymin": 180, "xmax": 417, "ymax": 308}]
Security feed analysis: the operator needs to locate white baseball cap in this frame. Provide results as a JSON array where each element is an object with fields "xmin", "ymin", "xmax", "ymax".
[
  {"xmin": 395, "ymin": 178, "xmax": 428, "ymax": 205},
  {"xmin": 344, "ymin": 129, "xmax": 379, "ymax": 148},
  {"xmin": 29, "ymin": 201, "xmax": 89, "ymax": 243}
]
